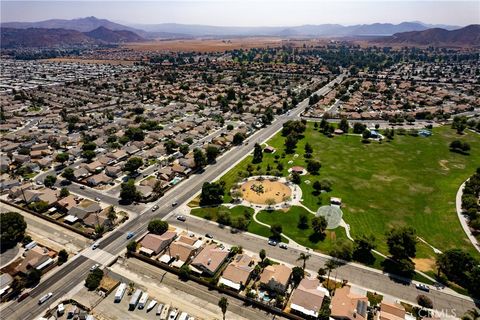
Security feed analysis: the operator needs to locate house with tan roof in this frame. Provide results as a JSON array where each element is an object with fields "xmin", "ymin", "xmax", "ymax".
[
  {"xmin": 259, "ymin": 264, "xmax": 292, "ymax": 293},
  {"xmin": 218, "ymin": 254, "xmax": 254, "ymax": 291},
  {"xmin": 331, "ymin": 286, "xmax": 368, "ymax": 320},
  {"xmin": 290, "ymin": 278, "xmax": 329, "ymax": 318},
  {"xmin": 158, "ymin": 234, "xmax": 202, "ymax": 267},
  {"xmin": 377, "ymin": 302, "xmax": 406, "ymax": 320},
  {"xmin": 191, "ymin": 243, "xmax": 229, "ymax": 276},
  {"xmin": 14, "ymin": 245, "xmax": 56, "ymax": 275},
  {"xmin": 139, "ymin": 231, "xmax": 177, "ymax": 256}
]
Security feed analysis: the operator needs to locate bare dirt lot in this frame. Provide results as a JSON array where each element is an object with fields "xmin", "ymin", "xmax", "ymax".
[
  {"xmin": 124, "ymin": 38, "xmax": 329, "ymax": 52},
  {"xmin": 241, "ymin": 179, "xmax": 292, "ymax": 205}
]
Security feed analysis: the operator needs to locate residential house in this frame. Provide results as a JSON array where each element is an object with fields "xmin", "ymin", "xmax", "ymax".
[
  {"xmin": 105, "ymin": 165, "xmax": 122, "ymax": 178},
  {"xmin": 139, "ymin": 231, "xmax": 177, "ymax": 256},
  {"xmin": 159, "ymin": 235, "xmax": 202, "ymax": 267},
  {"xmin": 290, "ymin": 278, "xmax": 329, "ymax": 318},
  {"xmin": 190, "ymin": 243, "xmax": 228, "ymax": 276},
  {"xmin": 330, "ymin": 286, "xmax": 369, "ymax": 320},
  {"xmin": 14, "ymin": 245, "xmax": 56, "ymax": 275},
  {"xmin": 377, "ymin": 302, "xmax": 407, "ymax": 320},
  {"xmin": 86, "ymin": 173, "xmax": 113, "ymax": 186},
  {"xmin": 259, "ymin": 264, "xmax": 292, "ymax": 293},
  {"xmin": 218, "ymin": 254, "xmax": 254, "ymax": 291}
]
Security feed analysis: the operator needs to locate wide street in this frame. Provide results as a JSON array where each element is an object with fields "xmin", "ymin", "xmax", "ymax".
[{"xmin": 4, "ymin": 72, "xmax": 478, "ymax": 319}]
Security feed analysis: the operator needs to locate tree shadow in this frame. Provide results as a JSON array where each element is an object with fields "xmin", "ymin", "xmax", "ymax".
[
  {"xmin": 308, "ymin": 232, "xmax": 326, "ymax": 243},
  {"xmin": 381, "ymin": 259, "xmax": 414, "ymax": 285}
]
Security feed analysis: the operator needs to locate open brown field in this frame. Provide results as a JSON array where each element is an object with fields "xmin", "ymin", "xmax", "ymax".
[
  {"xmin": 42, "ymin": 58, "xmax": 136, "ymax": 65},
  {"xmin": 124, "ymin": 37, "xmax": 330, "ymax": 52},
  {"xmin": 241, "ymin": 179, "xmax": 291, "ymax": 204}
]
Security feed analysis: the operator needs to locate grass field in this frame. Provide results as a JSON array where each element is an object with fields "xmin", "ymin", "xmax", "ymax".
[
  {"xmin": 190, "ymin": 205, "xmax": 288, "ymax": 243},
  {"xmin": 218, "ymin": 123, "xmax": 480, "ymax": 260}
]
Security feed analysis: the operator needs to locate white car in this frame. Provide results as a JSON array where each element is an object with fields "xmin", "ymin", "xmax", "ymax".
[
  {"xmin": 95, "ymin": 197, "xmax": 101, "ymax": 202},
  {"xmin": 90, "ymin": 264, "xmax": 100, "ymax": 272},
  {"xmin": 279, "ymin": 243, "xmax": 288, "ymax": 249},
  {"xmin": 91, "ymin": 242, "xmax": 100, "ymax": 250},
  {"xmin": 152, "ymin": 205, "xmax": 159, "ymax": 211}
]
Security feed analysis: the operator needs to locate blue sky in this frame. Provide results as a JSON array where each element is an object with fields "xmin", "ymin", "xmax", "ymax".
[{"xmin": 1, "ymin": 1, "xmax": 479, "ymax": 26}]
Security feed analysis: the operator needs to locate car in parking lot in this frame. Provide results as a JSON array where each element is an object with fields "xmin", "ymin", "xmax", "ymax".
[
  {"xmin": 279, "ymin": 243, "xmax": 288, "ymax": 249},
  {"xmin": 126, "ymin": 232, "xmax": 135, "ymax": 239},
  {"xmin": 90, "ymin": 264, "xmax": 99, "ymax": 272},
  {"xmin": 152, "ymin": 205, "xmax": 159, "ymax": 211},
  {"xmin": 415, "ymin": 283, "xmax": 430, "ymax": 292},
  {"xmin": 176, "ymin": 215, "xmax": 186, "ymax": 222},
  {"xmin": 268, "ymin": 239, "xmax": 278, "ymax": 246}
]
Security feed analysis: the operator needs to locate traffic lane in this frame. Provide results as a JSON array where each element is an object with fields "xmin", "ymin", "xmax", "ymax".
[
  {"xmin": 169, "ymin": 218, "xmax": 478, "ymax": 315},
  {"xmin": 2, "ymin": 255, "xmax": 91, "ymax": 320}
]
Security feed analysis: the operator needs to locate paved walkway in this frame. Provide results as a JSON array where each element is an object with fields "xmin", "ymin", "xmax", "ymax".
[{"xmin": 455, "ymin": 179, "xmax": 480, "ymax": 254}]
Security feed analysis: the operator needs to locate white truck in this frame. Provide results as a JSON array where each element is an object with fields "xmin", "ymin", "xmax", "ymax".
[
  {"xmin": 114, "ymin": 283, "xmax": 126, "ymax": 303},
  {"xmin": 177, "ymin": 312, "xmax": 189, "ymax": 320},
  {"xmin": 128, "ymin": 289, "xmax": 142, "ymax": 310},
  {"xmin": 137, "ymin": 292, "xmax": 149, "ymax": 309},
  {"xmin": 38, "ymin": 292, "xmax": 52, "ymax": 305}
]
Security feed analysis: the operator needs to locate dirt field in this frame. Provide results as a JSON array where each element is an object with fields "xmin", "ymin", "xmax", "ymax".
[
  {"xmin": 124, "ymin": 38, "xmax": 328, "ymax": 52},
  {"xmin": 43, "ymin": 58, "xmax": 136, "ymax": 65},
  {"xmin": 413, "ymin": 258, "xmax": 436, "ymax": 272},
  {"xmin": 241, "ymin": 179, "xmax": 292, "ymax": 205}
]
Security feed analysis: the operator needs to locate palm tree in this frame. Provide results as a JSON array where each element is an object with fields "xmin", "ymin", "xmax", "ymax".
[
  {"xmin": 325, "ymin": 259, "xmax": 338, "ymax": 290},
  {"xmin": 462, "ymin": 308, "xmax": 480, "ymax": 320},
  {"xmin": 297, "ymin": 253, "xmax": 311, "ymax": 271},
  {"xmin": 218, "ymin": 297, "xmax": 229, "ymax": 320}
]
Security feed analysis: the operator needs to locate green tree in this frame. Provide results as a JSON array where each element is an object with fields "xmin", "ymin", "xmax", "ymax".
[
  {"xmin": 25, "ymin": 269, "xmax": 42, "ymax": 287},
  {"xmin": 126, "ymin": 240, "xmax": 137, "ymax": 253},
  {"xmin": 85, "ymin": 268, "xmax": 104, "ymax": 291},
  {"xmin": 124, "ymin": 157, "xmax": 143, "ymax": 174},
  {"xmin": 62, "ymin": 167, "xmax": 75, "ymax": 181},
  {"xmin": 58, "ymin": 249, "xmax": 68, "ymax": 264},
  {"xmin": 44, "ymin": 175, "xmax": 57, "ymax": 188},
  {"xmin": 339, "ymin": 118, "xmax": 349, "ymax": 133},
  {"xmin": 386, "ymin": 226, "xmax": 417, "ymax": 259},
  {"xmin": 462, "ymin": 309, "xmax": 480, "ymax": 320},
  {"xmin": 325, "ymin": 259, "xmax": 339, "ymax": 290},
  {"xmin": 55, "ymin": 152, "xmax": 69, "ymax": 164},
  {"xmin": 120, "ymin": 179, "xmax": 139, "ymax": 204},
  {"xmin": 353, "ymin": 235, "xmax": 376, "ymax": 264},
  {"xmin": 291, "ymin": 266, "xmax": 305, "ymax": 286},
  {"xmin": 60, "ymin": 187, "xmax": 70, "ymax": 198},
  {"xmin": 218, "ymin": 297, "xmax": 229, "ymax": 320},
  {"xmin": 291, "ymin": 172, "xmax": 301, "ymax": 185},
  {"xmin": 329, "ymin": 240, "xmax": 353, "ymax": 261},
  {"xmin": 304, "ymin": 142, "xmax": 313, "ymax": 154},
  {"xmin": 417, "ymin": 294, "xmax": 433, "ymax": 309},
  {"xmin": 259, "ymin": 249, "xmax": 266, "ymax": 261},
  {"xmin": 298, "ymin": 212, "xmax": 309, "ymax": 229},
  {"xmin": 285, "ymin": 134, "xmax": 298, "ymax": 154},
  {"xmin": 82, "ymin": 149, "xmax": 96, "ymax": 162},
  {"xmin": 232, "ymin": 132, "xmax": 246, "ymax": 145},
  {"xmin": 179, "ymin": 264, "xmax": 191, "ymax": 280},
  {"xmin": 194, "ymin": 148, "xmax": 207, "ymax": 168},
  {"xmin": 311, "ymin": 216, "xmax": 327, "ymax": 235},
  {"xmin": 252, "ymin": 143, "xmax": 263, "ymax": 163},
  {"xmin": 199, "ymin": 182, "xmax": 225, "ymax": 206},
  {"xmin": 0, "ymin": 212, "xmax": 27, "ymax": 251},
  {"xmin": 307, "ymin": 160, "xmax": 321, "ymax": 175},
  {"xmin": 297, "ymin": 253, "xmax": 311, "ymax": 271},
  {"xmin": 147, "ymin": 219, "xmax": 169, "ymax": 235},
  {"xmin": 206, "ymin": 146, "xmax": 220, "ymax": 164}
]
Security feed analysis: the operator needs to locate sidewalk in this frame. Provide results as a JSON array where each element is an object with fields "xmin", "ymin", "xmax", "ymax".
[{"xmin": 455, "ymin": 179, "xmax": 480, "ymax": 254}]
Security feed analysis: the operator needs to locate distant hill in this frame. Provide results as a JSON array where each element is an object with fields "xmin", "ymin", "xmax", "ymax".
[
  {"xmin": 0, "ymin": 27, "xmax": 145, "ymax": 48},
  {"xmin": 379, "ymin": 25, "xmax": 480, "ymax": 46},
  {"xmin": 84, "ymin": 26, "xmax": 144, "ymax": 43},
  {"xmin": 1, "ymin": 17, "xmax": 462, "ymax": 39},
  {"xmin": 1, "ymin": 16, "xmax": 144, "ymax": 34}
]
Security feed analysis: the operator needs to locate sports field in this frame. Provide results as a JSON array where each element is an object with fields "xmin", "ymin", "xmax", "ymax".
[{"xmin": 219, "ymin": 123, "xmax": 480, "ymax": 260}]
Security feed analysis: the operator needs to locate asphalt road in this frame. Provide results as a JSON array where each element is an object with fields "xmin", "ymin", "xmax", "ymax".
[{"xmin": 2, "ymin": 73, "xmax": 345, "ymax": 320}]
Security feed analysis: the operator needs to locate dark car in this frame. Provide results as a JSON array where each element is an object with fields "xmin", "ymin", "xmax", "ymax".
[
  {"xmin": 205, "ymin": 233, "xmax": 213, "ymax": 239},
  {"xmin": 126, "ymin": 232, "xmax": 135, "ymax": 239},
  {"xmin": 17, "ymin": 292, "xmax": 30, "ymax": 302}
]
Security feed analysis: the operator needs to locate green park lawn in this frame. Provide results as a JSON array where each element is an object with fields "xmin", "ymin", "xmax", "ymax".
[{"xmin": 218, "ymin": 123, "xmax": 480, "ymax": 261}]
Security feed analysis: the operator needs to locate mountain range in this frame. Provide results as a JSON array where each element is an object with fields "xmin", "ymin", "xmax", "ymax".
[
  {"xmin": 1, "ymin": 17, "xmax": 477, "ymax": 48},
  {"xmin": 1, "ymin": 16, "xmax": 463, "ymax": 38},
  {"xmin": 0, "ymin": 26, "xmax": 144, "ymax": 48}
]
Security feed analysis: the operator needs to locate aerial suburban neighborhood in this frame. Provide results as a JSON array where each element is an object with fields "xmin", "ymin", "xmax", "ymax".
[{"xmin": 0, "ymin": 1, "xmax": 479, "ymax": 320}]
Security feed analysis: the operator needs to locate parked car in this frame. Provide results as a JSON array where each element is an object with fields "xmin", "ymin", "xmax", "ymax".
[
  {"xmin": 279, "ymin": 243, "xmax": 288, "ymax": 249},
  {"xmin": 176, "ymin": 215, "xmax": 186, "ymax": 222},
  {"xmin": 95, "ymin": 197, "xmax": 101, "ymax": 202},
  {"xmin": 171, "ymin": 201, "xmax": 178, "ymax": 207},
  {"xmin": 90, "ymin": 264, "xmax": 99, "ymax": 272},
  {"xmin": 126, "ymin": 232, "xmax": 135, "ymax": 239},
  {"xmin": 268, "ymin": 239, "xmax": 278, "ymax": 246},
  {"xmin": 152, "ymin": 205, "xmax": 159, "ymax": 211},
  {"xmin": 80, "ymin": 185, "xmax": 85, "ymax": 190},
  {"xmin": 205, "ymin": 233, "xmax": 213, "ymax": 239},
  {"xmin": 415, "ymin": 283, "xmax": 430, "ymax": 292},
  {"xmin": 17, "ymin": 292, "xmax": 30, "ymax": 302},
  {"xmin": 91, "ymin": 242, "xmax": 100, "ymax": 250}
]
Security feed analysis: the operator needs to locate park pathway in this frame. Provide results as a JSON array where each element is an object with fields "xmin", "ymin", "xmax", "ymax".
[{"xmin": 455, "ymin": 179, "xmax": 480, "ymax": 254}]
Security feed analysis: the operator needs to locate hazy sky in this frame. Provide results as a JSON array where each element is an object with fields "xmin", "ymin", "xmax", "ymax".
[{"xmin": 1, "ymin": 1, "xmax": 479, "ymax": 26}]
